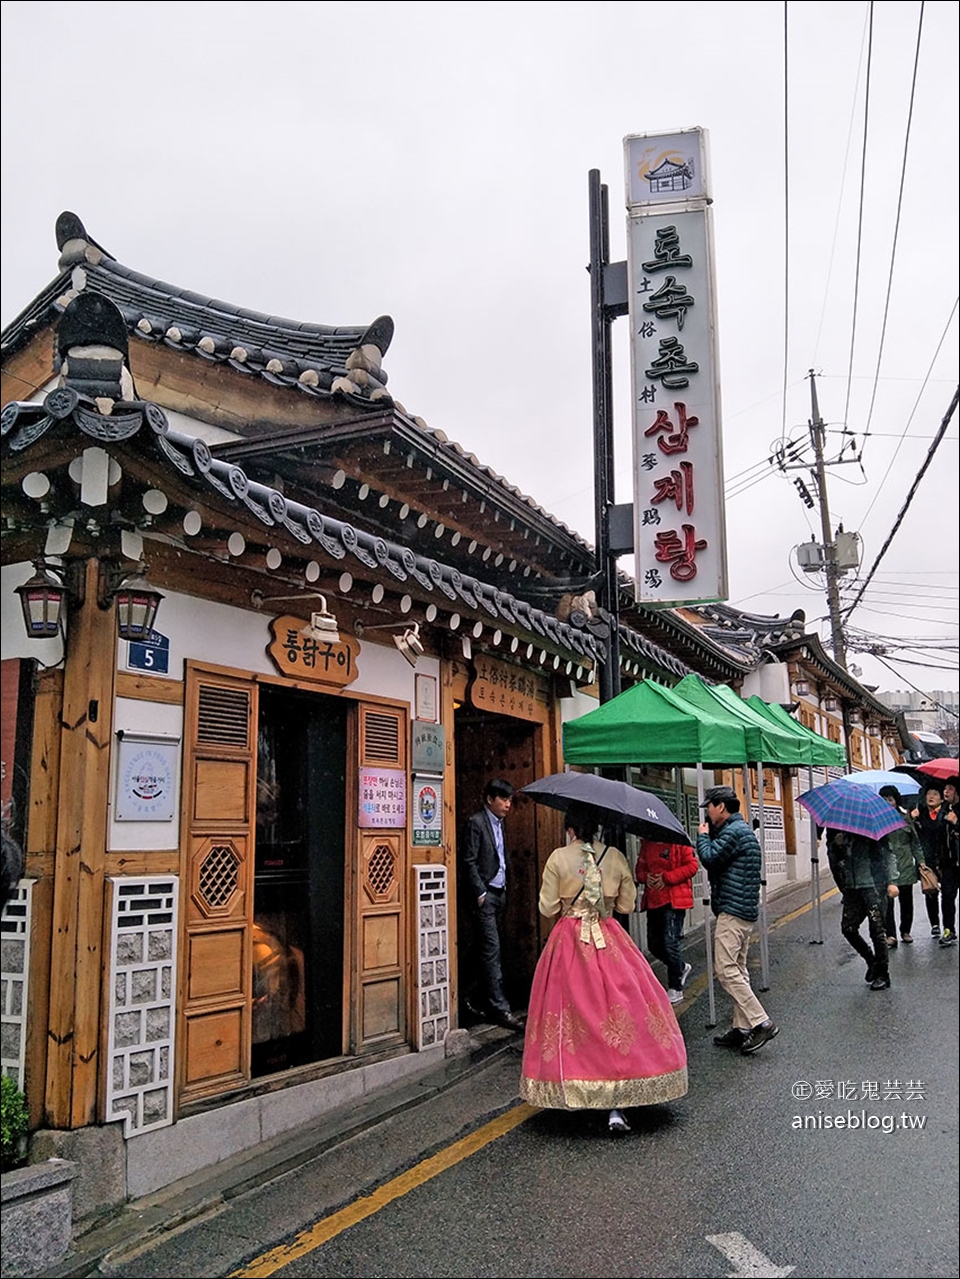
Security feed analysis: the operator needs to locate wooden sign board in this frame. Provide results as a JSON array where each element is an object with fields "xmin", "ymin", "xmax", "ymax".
[
  {"xmin": 266, "ymin": 615, "xmax": 360, "ymax": 688},
  {"xmin": 468, "ymin": 654, "xmax": 549, "ymax": 724}
]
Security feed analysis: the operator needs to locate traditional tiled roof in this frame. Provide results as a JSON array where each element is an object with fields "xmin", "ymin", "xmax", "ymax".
[
  {"xmin": 682, "ymin": 600, "xmax": 809, "ymax": 665},
  {"xmin": 1, "ymin": 212, "xmax": 394, "ymax": 402},
  {"xmin": 2, "ymin": 382, "xmax": 699, "ymax": 684},
  {"xmin": 1, "ymin": 213, "xmax": 602, "ymax": 572}
]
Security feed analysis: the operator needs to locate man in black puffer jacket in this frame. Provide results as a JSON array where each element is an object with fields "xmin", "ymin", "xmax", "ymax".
[{"xmin": 697, "ymin": 786, "xmax": 779, "ymax": 1056}]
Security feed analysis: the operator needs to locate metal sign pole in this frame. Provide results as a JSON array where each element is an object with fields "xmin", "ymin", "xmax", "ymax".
[
  {"xmin": 808, "ymin": 764, "xmax": 824, "ymax": 943},
  {"xmin": 754, "ymin": 763, "xmax": 771, "ymax": 990},
  {"xmin": 698, "ymin": 766, "xmax": 716, "ymax": 1026}
]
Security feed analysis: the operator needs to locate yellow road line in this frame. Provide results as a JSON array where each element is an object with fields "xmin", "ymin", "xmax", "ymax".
[
  {"xmin": 233, "ymin": 887, "xmax": 838, "ymax": 1273},
  {"xmin": 230, "ymin": 1103, "xmax": 539, "ymax": 1277}
]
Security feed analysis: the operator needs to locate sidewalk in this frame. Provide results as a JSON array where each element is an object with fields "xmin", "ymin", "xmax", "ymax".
[{"xmin": 47, "ymin": 874, "xmax": 828, "ymax": 1279}]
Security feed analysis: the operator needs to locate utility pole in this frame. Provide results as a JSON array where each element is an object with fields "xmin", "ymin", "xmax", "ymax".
[{"xmin": 808, "ymin": 369, "xmax": 848, "ymax": 669}]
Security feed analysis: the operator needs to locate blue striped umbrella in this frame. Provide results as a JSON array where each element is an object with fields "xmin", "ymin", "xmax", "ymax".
[
  {"xmin": 797, "ymin": 778, "xmax": 907, "ymax": 840},
  {"xmin": 843, "ymin": 769, "xmax": 919, "ymax": 795}
]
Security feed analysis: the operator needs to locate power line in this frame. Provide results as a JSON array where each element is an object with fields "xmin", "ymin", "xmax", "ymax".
[
  {"xmin": 859, "ymin": 0, "xmax": 926, "ymax": 454},
  {"xmin": 841, "ymin": 0, "xmax": 874, "ymax": 432},
  {"xmin": 781, "ymin": 0, "xmax": 790, "ymax": 447},
  {"xmin": 859, "ymin": 297, "xmax": 959, "ymax": 525},
  {"xmin": 842, "ymin": 386, "xmax": 960, "ymax": 619},
  {"xmin": 813, "ymin": 6, "xmax": 872, "ymax": 366}
]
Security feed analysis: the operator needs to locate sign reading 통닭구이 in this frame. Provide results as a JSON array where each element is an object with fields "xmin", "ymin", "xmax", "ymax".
[
  {"xmin": 266, "ymin": 615, "xmax": 360, "ymax": 687},
  {"xmin": 624, "ymin": 127, "xmax": 728, "ymax": 607}
]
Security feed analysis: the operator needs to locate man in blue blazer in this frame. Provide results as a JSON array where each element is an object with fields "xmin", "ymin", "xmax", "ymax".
[{"xmin": 460, "ymin": 779, "xmax": 523, "ymax": 1030}]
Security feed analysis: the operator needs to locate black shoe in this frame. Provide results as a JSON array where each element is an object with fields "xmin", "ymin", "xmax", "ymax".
[
  {"xmin": 713, "ymin": 1027, "xmax": 748, "ymax": 1048},
  {"xmin": 869, "ymin": 973, "xmax": 891, "ymax": 990},
  {"xmin": 864, "ymin": 962, "xmax": 876, "ymax": 983},
  {"xmin": 461, "ymin": 997, "xmax": 486, "ymax": 1024},
  {"xmin": 492, "ymin": 1010, "xmax": 525, "ymax": 1031},
  {"xmin": 741, "ymin": 1021, "xmax": 780, "ymax": 1054}
]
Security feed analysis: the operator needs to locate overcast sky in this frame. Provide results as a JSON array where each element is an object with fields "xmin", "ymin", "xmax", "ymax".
[{"xmin": 2, "ymin": 1, "xmax": 957, "ymax": 700}]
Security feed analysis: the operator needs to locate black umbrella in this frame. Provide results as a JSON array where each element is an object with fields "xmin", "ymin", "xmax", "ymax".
[{"xmin": 519, "ymin": 771, "xmax": 693, "ymax": 846}]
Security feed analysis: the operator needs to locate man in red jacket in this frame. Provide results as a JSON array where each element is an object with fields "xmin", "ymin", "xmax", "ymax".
[{"xmin": 636, "ymin": 838, "xmax": 698, "ymax": 1003}]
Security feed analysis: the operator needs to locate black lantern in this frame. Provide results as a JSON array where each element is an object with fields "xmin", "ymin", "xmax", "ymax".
[
  {"xmin": 112, "ymin": 571, "xmax": 164, "ymax": 642},
  {"xmin": 15, "ymin": 564, "xmax": 68, "ymax": 638}
]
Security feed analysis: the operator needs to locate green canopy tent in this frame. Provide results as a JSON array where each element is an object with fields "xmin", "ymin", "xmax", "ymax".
[
  {"xmin": 744, "ymin": 696, "xmax": 847, "ymax": 768},
  {"xmin": 562, "ymin": 678, "xmax": 748, "ymax": 768},
  {"xmin": 671, "ymin": 675, "xmax": 811, "ymax": 767}
]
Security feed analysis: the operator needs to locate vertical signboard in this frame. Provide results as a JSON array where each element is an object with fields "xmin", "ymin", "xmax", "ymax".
[{"xmin": 625, "ymin": 128, "xmax": 728, "ymax": 606}]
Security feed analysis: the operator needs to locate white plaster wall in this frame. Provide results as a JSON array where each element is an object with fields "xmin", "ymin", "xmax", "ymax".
[
  {"xmin": 130, "ymin": 588, "xmax": 437, "ymax": 706},
  {"xmin": 559, "ymin": 685, "xmax": 599, "ymax": 725}
]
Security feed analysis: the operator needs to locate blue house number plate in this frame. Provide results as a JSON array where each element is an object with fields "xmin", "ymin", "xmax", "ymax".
[{"xmin": 127, "ymin": 630, "xmax": 170, "ymax": 675}]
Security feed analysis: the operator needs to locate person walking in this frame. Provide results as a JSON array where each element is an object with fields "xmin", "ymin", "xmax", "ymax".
[
  {"xmin": 912, "ymin": 783, "xmax": 948, "ymax": 939},
  {"xmin": 696, "ymin": 786, "xmax": 779, "ymax": 1055},
  {"xmin": 459, "ymin": 778, "xmax": 523, "ymax": 1029},
  {"xmin": 825, "ymin": 827, "xmax": 898, "ymax": 989},
  {"xmin": 636, "ymin": 838, "xmax": 698, "ymax": 1003},
  {"xmin": 936, "ymin": 775, "xmax": 959, "ymax": 947},
  {"xmin": 878, "ymin": 785, "xmax": 924, "ymax": 946},
  {"xmin": 519, "ymin": 802, "xmax": 688, "ymax": 1133}
]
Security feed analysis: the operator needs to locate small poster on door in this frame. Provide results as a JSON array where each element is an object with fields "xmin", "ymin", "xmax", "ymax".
[
  {"xmin": 358, "ymin": 768, "xmax": 407, "ymax": 828},
  {"xmin": 412, "ymin": 777, "xmax": 443, "ymax": 846}
]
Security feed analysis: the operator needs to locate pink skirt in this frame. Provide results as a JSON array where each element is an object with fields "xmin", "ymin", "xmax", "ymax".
[{"xmin": 520, "ymin": 916, "xmax": 688, "ymax": 1110}]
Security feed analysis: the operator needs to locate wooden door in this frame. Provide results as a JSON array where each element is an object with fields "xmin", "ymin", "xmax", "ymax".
[
  {"xmin": 178, "ymin": 666, "xmax": 257, "ymax": 1104},
  {"xmin": 355, "ymin": 705, "xmax": 408, "ymax": 1051}
]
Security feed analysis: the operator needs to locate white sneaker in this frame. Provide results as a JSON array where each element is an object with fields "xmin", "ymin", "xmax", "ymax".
[
  {"xmin": 608, "ymin": 1109, "xmax": 631, "ymax": 1133},
  {"xmin": 680, "ymin": 962, "xmax": 693, "ymax": 989},
  {"xmin": 667, "ymin": 988, "xmax": 684, "ymax": 1005}
]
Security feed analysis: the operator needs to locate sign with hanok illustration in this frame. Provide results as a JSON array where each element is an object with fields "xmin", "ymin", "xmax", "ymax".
[
  {"xmin": 412, "ymin": 776, "xmax": 443, "ymax": 846},
  {"xmin": 266, "ymin": 615, "xmax": 360, "ymax": 687},
  {"xmin": 469, "ymin": 654, "xmax": 549, "ymax": 724}
]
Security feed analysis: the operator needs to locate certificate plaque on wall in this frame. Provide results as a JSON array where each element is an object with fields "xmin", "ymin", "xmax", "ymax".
[{"xmin": 114, "ymin": 732, "xmax": 180, "ymax": 822}]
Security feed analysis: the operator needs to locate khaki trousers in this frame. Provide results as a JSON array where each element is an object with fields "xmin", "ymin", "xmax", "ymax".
[{"xmin": 714, "ymin": 911, "xmax": 768, "ymax": 1031}]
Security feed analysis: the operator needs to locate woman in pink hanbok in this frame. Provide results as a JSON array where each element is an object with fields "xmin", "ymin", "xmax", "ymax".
[{"xmin": 520, "ymin": 803, "xmax": 688, "ymax": 1132}]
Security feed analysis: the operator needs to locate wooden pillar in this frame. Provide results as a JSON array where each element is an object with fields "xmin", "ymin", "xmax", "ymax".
[{"xmin": 45, "ymin": 558, "xmax": 117, "ymax": 1129}]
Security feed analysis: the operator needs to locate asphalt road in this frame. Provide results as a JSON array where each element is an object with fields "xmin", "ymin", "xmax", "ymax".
[{"xmin": 101, "ymin": 891, "xmax": 959, "ymax": 1279}]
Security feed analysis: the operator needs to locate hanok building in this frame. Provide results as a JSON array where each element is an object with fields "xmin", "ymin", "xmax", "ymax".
[{"xmin": 1, "ymin": 214, "xmax": 691, "ymax": 1214}]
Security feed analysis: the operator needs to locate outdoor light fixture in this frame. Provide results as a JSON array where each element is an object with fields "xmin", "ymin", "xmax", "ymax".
[
  {"xmin": 16, "ymin": 562, "xmax": 68, "ymax": 638},
  {"xmin": 16, "ymin": 558, "xmax": 164, "ymax": 642},
  {"xmin": 355, "ymin": 619, "xmax": 424, "ymax": 668},
  {"xmin": 823, "ymin": 695, "xmax": 839, "ymax": 713},
  {"xmin": 394, "ymin": 623, "xmax": 424, "ymax": 668},
  {"xmin": 792, "ymin": 678, "xmax": 810, "ymax": 697},
  {"xmin": 111, "ymin": 569, "xmax": 165, "ymax": 642},
  {"xmin": 251, "ymin": 588, "xmax": 340, "ymax": 644}
]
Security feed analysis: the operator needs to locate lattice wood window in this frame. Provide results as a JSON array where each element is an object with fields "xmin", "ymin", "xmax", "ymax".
[
  {"xmin": 199, "ymin": 844, "xmax": 241, "ymax": 910},
  {"xmin": 365, "ymin": 841, "xmax": 397, "ymax": 903}
]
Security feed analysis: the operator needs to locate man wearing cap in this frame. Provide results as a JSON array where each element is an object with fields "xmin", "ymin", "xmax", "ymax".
[{"xmin": 697, "ymin": 786, "xmax": 779, "ymax": 1055}]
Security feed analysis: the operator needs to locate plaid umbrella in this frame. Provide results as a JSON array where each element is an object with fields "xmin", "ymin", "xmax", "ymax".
[{"xmin": 797, "ymin": 778, "xmax": 906, "ymax": 840}]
